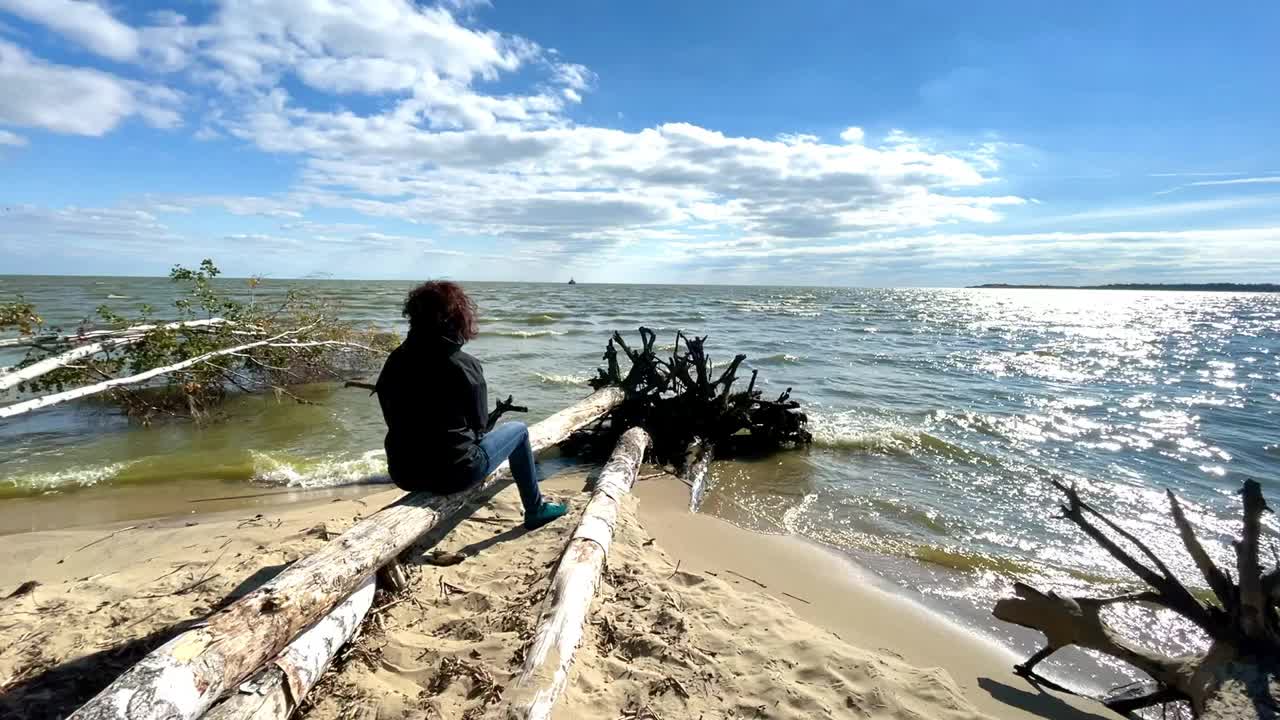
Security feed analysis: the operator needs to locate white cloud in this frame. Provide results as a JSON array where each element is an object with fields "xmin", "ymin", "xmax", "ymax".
[
  {"xmin": 168, "ymin": 0, "xmax": 537, "ymax": 92},
  {"xmin": 1044, "ymin": 194, "xmax": 1280, "ymax": 223},
  {"xmin": 1156, "ymin": 175, "xmax": 1280, "ymax": 195},
  {"xmin": 235, "ymin": 111, "xmax": 1018, "ymax": 252},
  {"xmin": 0, "ymin": 41, "xmax": 181, "ymax": 135},
  {"xmin": 0, "ymin": 204, "xmax": 179, "ymax": 256},
  {"xmin": 0, "ymin": 0, "xmax": 139, "ymax": 60},
  {"xmin": 0, "ymin": 128, "xmax": 26, "ymax": 146},
  {"xmin": 655, "ymin": 224, "xmax": 1280, "ymax": 285},
  {"xmin": 0, "ymin": 0, "xmax": 1036, "ymax": 277},
  {"xmin": 157, "ymin": 194, "xmax": 305, "ymax": 218},
  {"xmin": 1183, "ymin": 175, "xmax": 1280, "ymax": 188}
]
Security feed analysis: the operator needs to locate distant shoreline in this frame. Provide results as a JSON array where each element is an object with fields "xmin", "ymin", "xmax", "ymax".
[{"xmin": 969, "ymin": 282, "xmax": 1280, "ymax": 293}]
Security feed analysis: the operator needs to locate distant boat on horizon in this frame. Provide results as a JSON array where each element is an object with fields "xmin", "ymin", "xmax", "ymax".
[{"xmin": 567, "ymin": 277, "xmax": 577, "ymax": 285}]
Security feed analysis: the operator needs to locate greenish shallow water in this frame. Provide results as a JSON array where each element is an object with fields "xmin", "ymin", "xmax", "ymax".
[{"xmin": 2, "ymin": 276, "xmax": 1277, "ymax": 684}]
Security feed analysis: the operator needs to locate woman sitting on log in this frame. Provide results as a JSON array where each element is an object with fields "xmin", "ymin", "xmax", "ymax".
[{"xmin": 375, "ymin": 280, "xmax": 568, "ymax": 530}]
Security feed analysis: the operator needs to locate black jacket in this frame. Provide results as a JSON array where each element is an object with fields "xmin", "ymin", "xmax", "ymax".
[{"xmin": 376, "ymin": 331, "xmax": 487, "ymax": 492}]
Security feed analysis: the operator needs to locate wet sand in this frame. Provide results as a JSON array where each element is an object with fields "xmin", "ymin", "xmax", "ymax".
[{"xmin": 0, "ymin": 475, "xmax": 383, "ymax": 535}]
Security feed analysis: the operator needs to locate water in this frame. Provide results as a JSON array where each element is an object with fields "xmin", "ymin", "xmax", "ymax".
[{"xmin": 3, "ymin": 276, "xmax": 1278, "ymax": 685}]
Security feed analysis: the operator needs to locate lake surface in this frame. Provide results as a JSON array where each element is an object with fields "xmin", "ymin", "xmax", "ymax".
[{"xmin": 3, "ymin": 276, "xmax": 1277, "ymax": 684}]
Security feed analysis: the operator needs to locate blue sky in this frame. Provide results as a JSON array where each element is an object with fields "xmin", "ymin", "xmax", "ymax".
[{"xmin": 1, "ymin": 0, "xmax": 1278, "ymax": 285}]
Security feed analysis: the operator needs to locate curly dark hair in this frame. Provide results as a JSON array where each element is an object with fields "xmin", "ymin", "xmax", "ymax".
[{"xmin": 402, "ymin": 281, "xmax": 479, "ymax": 342}]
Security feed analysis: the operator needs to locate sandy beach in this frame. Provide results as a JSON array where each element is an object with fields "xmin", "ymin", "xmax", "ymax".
[{"xmin": 0, "ymin": 465, "xmax": 1116, "ymax": 720}]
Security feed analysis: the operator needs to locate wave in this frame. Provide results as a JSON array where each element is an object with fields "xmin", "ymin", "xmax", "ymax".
[
  {"xmin": 533, "ymin": 372, "xmax": 593, "ymax": 387},
  {"xmin": 752, "ymin": 353, "xmax": 802, "ymax": 366},
  {"xmin": 511, "ymin": 314, "xmax": 562, "ymax": 326},
  {"xmin": 106, "ymin": 294, "xmax": 130, "ymax": 299},
  {"xmin": 1, "ymin": 461, "xmax": 131, "ymax": 496},
  {"xmin": 907, "ymin": 543, "xmax": 1045, "ymax": 576},
  {"xmin": 808, "ymin": 412, "xmax": 987, "ymax": 462},
  {"xmin": 485, "ymin": 311, "xmax": 568, "ymax": 325},
  {"xmin": 3, "ymin": 450, "xmax": 394, "ymax": 496},
  {"xmin": 252, "ymin": 449, "xmax": 390, "ymax": 488},
  {"xmin": 481, "ymin": 329, "xmax": 568, "ymax": 338}
]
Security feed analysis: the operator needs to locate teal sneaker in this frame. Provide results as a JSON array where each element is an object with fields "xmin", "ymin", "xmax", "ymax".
[{"xmin": 524, "ymin": 501, "xmax": 568, "ymax": 530}]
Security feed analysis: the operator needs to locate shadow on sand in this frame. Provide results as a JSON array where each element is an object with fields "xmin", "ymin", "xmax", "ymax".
[
  {"xmin": 978, "ymin": 677, "xmax": 1120, "ymax": 720},
  {"xmin": 0, "ymin": 562, "xmax": 291, "ymax": 718}
]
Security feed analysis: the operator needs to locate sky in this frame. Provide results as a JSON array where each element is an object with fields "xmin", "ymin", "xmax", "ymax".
[{"xmin": 1, "ymin": 0, "xmax": 1278, "ymax": 286}]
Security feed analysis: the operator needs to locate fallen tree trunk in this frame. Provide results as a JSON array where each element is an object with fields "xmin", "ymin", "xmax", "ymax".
[
  {"xmin": 69, "ymin": 387, "xmax": 624, "ymax": 720},
  {"xmin": 0, "ymin": 318, "xmax": 232, "ymax": 393},
  {"xmin": 0, "ymin": 322, "xmax": 324, "ymax": 419},
  {"xmin": 203, "ymin": 576, "xmax": 376, "ymax": 720},
  {"xmin": 993, "ymin": 479, "xmax": 1278, "ymax": 718},
  {"xmin": 506, "ymin": 427, "xmax": 650, "ymax": 720},
  {"xmin": 0, "ymin": 318, "xmax": 244, "ymax": 351}
]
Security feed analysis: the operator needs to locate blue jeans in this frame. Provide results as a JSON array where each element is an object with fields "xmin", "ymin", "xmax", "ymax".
[{"xmin": 476, "ymin": 421, "xmax": 542, "ymax": 514}]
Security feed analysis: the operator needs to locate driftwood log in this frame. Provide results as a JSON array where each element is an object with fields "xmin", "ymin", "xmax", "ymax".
[
  {"xmin": 203, "ymin": 576, "xmax": 376, "ymax": 720},
  {"xmin": 69, "ymin": 387, "xmax": 623, "ymax": 720},
  {"xmin": 993, "ymin": 479, "xmax": 1278, "ymax": 718},
  {"xmin": 684, "ymin": 439, "xmax": 713, "ymax": 513},
  {"xmin": 582, "ymin": 328, "xmax": 810, "ymax": 505},
  {"xmin": 506, "ymin": 427, "xmax": 651, "ymax": 720}
]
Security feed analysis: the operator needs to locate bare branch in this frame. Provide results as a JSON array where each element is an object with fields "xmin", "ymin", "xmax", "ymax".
[
  {"xmin": 1168, "ymin": 489, "xmax": 1237, "ymax": 611},
  {"xmin": 1052, "ymin": 480, "xmax": 1219, "ymax": 636},
  {"xmin": 993, "ymin": 583, "xmax": 1186, "ymax": 687},
  {"xmin": 1236, "ymin": 479, "xmax": 1271, "ymax": 641}
]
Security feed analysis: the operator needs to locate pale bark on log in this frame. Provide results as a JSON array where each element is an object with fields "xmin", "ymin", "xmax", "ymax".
[
  {"xmin": 993, "ymin": 583, "xmax": 1190, "ymax": 689},
  {"xmin": 0, "ymin": 318, "xmax": 243, "ymax": 350},
  {"xmin": 0, "ymin": 322, "xmax": 322, "ymax": 419},
  {"xmin": 203, "ymin": 577, "xmax": 375, "ymax": 720},
  {"xmin": 506, "ymin": 427, "xmax": 650, "ymax": 720},
  {"xmin": 69, "ymin": 387, "xmax": 624, "ymax": 720},
  {"xmin": 684, "ymin": 438, "xmax": 713, "ymax": 513},
  {"xmin": 0, "ymin": 318, "xmax": 230, "ymax": 393}
]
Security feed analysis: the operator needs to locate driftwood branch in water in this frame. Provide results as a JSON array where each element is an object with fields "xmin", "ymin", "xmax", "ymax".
[
  {"xmin": 0, "ymin": 318, "xmax": 247, "ymax": 351},
  {"xmin": 69, "ymin": 388, "xmax": 623, "ymax": 720},
  {"xmin": 506, "ymin": 427, "xmax": 650, "ymax": 720},
  {"xmin": 0, "ymin": 322, "xmax": 324, "ymax": 419},
  {"xmin": 578, "ymin": 328, "xmax": 810, "ymax": 506},
  {"xmin": 0, "ymin": 319, "xmax": 233, "ymax": 393},
  {"xmin": 994, "ymin": 479, "xmax": 1279, "ymax": 718}
]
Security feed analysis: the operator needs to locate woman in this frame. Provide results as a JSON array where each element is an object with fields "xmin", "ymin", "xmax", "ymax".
[{"xmin": 375, "ymin": 281, "xmax": 568, "ymax": 530}]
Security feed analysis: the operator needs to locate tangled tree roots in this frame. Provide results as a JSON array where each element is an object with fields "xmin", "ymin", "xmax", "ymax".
[
  {"xmin": 994, "ymin": 479, "xmax": 1278, "ymax": 719},
  {"xmin": 568, "ymin": 328, "xmax": 811, "ymax": 481}
]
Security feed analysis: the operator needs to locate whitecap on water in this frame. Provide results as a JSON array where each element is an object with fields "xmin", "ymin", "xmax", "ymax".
[
  {"xmin": 533, "ymin": 372, "xmax": 592, "ymax": 386},
  {"xmin": 5, "ymin": 461, "xmax": 131, "ymax": 493},
  {"xmin": 481, "ymin": 329, "xmax": 569, "ymax": 338},
  {"xmin": 252, "ymin": 449, "xmax": 390, "ymax": 488}
]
